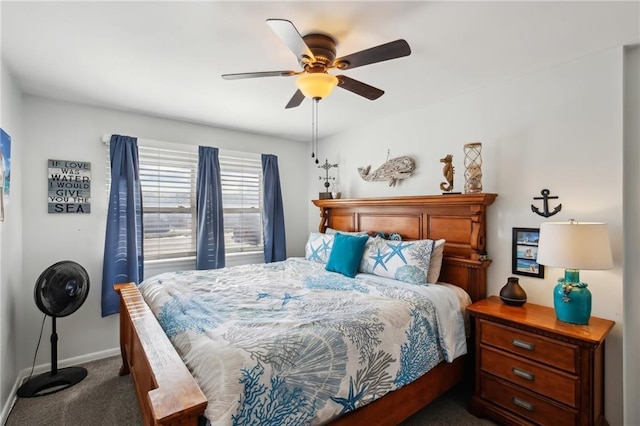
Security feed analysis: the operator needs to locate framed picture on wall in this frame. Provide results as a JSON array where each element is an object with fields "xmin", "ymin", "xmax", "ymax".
[
  {"xmin": 512, "ymin": 227, "xmax": 544, "ymax": 278},
  {"xmin": 0, "ymin": 128, "xmax": 11, "ymax": 222}
]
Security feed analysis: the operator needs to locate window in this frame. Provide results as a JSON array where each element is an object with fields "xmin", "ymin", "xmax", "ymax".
[
  {"xmin": 219, "ymin": 155, "xmax": 264, "ymax": 255},
  {"xmin": 138, "ymin": 144, "xmax": 197, "ymax": 261},
  {"xmin": 107, "ymin": 139, "xmax": 264, "ymax": 265}
]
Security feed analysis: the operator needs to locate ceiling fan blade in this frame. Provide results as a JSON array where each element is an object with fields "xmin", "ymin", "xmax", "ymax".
[
  {"xmin": 337, "ymin": 75, "xmax": 384, "ymax": 100},
  {"xmin": 285, "ymin": 90, "xmax": 305, "ymax": 109},
  {"xmin": 334, "ymin": 39, "xmax": 411, "ymax": 70},
  {"xmin": 266, "ymin": 19, "xmax": 315, "ymax": 63},
  {"xmin": 222, "ymin": 71, "xmax": 297, "ymax": 80}
]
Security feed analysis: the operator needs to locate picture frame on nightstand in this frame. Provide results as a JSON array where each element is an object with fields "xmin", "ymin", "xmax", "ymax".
[{"xmin": 512, "ymin": 227, "xmax": 544, "ymax": 278}]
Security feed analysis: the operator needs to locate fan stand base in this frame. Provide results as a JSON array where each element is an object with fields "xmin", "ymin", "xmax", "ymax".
[{"xmin": 16, "ymin": 367, "xmax": 88, "ymax": 398}]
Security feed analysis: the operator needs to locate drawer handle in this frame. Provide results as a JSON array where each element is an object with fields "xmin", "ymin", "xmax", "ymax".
[
  {"xmin": 513, "ymin": 396, "xmax": 535, "ymax": 412},
  {"xmin": 512, "ymin": 338, "xmax": 535, "ymax": 351},
  {"xmin": 512, "ymin": 367, "xmax": 535, "ymax": 381}
]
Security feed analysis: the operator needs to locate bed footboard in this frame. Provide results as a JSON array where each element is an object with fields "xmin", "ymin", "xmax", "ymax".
[
  {"xmin": 329, "ymin": 356, "xmax": 466, "ymax": 425},
  {"xmin": 115, "ymin": 283, "xmax": 207, "ymax": 426}
]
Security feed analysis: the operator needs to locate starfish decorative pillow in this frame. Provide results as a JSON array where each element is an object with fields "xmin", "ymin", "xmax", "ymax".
[
  {"xmin": 360, "ymin": 237, "xmax": 434, "ymax": 284},
  {"xmin": 304, "ymin": 232, "xmax": 334, "ymax": 264}
]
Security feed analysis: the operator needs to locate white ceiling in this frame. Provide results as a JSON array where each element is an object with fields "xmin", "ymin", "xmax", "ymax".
[{"xmin": 2, "ymin": 1, "xmax": 638, "ymax": 141}]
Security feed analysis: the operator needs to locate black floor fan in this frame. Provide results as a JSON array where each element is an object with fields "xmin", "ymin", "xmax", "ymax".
[{"xmin": 17, "ymin": 260, "xmax": 90, "ymax": 398}]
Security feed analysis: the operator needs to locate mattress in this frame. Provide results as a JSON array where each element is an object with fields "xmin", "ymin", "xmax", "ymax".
[{"xmin": 139, "ymin": 257, "xmax": 469, "ymax": 425}]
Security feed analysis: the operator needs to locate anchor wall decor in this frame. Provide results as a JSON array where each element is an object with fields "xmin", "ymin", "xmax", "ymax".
[{"xmin": 531, "ymin": 189, "xmax": 562, "ymax": 218}]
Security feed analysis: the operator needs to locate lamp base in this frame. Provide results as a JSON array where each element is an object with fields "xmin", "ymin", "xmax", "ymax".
[{"xmin": 553, "ymin": 279, "xmax": 591, "ymax": 325}]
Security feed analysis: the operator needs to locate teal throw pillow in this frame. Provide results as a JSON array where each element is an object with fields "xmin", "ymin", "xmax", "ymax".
[{"xmin": 325, "ymin": 233, "xmax": 369, "ymax": 278}]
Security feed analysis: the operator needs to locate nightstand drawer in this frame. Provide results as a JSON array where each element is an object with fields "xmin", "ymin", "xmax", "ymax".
[
  {"xmin": 481, "ymin": 374, "xmax": 577, "ymax": 426},
  {"xmin": 467, "ymin": 297, "xmax": 614, "ymax": 426},
  {"xmin": 481, "ymin": 345, "xmax": 578, "ymax": 407},
  {"xmin": 480, "ymin": 320, "xmax": 578, "ymax": 373}
]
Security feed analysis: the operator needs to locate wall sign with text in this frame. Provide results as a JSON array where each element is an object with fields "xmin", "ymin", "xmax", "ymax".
[{"xmin": 48, "ymin": 159, "xmax": 91, "ymax": 213}]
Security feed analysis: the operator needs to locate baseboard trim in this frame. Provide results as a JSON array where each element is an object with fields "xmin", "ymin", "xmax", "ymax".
[
  {"xmin": 20, "ymin": 347, "xmax": 121, "ymax": 378},
  {"xmin": 1, "ymin": 373, "xmax": 21, "ymax": 426},
  {"xmin": 1, "ymin": 347, "xmax": 120, "ymax": 425}
]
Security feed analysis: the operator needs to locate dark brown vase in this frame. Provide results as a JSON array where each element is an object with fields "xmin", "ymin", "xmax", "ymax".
[{"xmin": 500, "ymin": 277, "xmax": 527, "ymax": 306}]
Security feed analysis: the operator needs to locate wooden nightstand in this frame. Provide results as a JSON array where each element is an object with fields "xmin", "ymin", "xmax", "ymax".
[{"xmin": 466, "ymin": 296, "xmax": 614, "ymax": 426}]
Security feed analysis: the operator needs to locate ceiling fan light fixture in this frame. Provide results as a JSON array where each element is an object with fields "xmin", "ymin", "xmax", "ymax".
[{"xmin": 295, "ymin": 73, "xmax": 338, "ymax": 99}]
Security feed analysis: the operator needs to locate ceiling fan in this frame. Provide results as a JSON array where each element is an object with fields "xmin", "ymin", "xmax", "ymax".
[{"xmin": 221, "ymin": 19, "xmax": 412, "ymax": 108}]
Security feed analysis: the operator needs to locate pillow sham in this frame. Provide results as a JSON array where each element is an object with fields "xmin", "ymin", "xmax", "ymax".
[
  {"xmin": 304, "ymin": 232, "xmax": 334, "ymax": 264},
  {"xmin": 325, "ymin": 227, "xmax": 369, "ymax": 236},
  {"xmin": 325, "ymin": 233, "xmax": 369, "ymax": 278},
  {"xmin": 360, "ymin": 237, "xmax": 434, "ymax": 284},
  {"xmin": 427, "ymin": 239, "xmax": 446, "ymax": 283}
]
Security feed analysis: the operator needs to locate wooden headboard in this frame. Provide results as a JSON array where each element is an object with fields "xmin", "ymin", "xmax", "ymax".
[{"xmin": 312, "ymin": 193, "xmax": 497, "ymax": 302}]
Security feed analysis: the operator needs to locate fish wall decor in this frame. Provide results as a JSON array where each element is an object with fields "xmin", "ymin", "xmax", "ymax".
[{"xmin": 358, "ymin": 156, "xmax": 415, "ymax": 187}]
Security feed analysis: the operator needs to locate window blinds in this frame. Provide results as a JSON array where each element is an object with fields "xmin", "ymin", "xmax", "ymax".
[
  {"xmin": 107, "ymin": 140, "xmax": 264, "ymax": 262},
  {"xmin": 138, "ymin": 145, "xmax": 197, "ymax": 261},
  {"xmin": 219, "ymin": 154, "xmax": 264, "ymax": 254}
]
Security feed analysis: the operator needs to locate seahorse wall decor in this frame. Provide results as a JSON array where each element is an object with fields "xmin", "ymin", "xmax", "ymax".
[
  {"xmin": 358, "ymin": 156, "xmax": 415, "ymax": 187},
  {"xmin": 439, "ymin": 154, "xmax": 454, "ymax": 192}
]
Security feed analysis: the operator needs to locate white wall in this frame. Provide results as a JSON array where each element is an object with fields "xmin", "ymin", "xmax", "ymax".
[
  {"xmin": 311, "ymin": 47, "xmax": 626, "ymax": 424},
  {"xmin": 623, "ymin": 44, "xmax": 639, "ymax": 426},
  {"xmin": 3, "ymin": 43, "xmax": 633, "ymax": 426},
  {"xmin": 0, "ymin": 64, "xmax": 24, "ymax": 420},
  {"xmin": 18, "ymin": 96, "xmax": 309, "ymax": 372}
]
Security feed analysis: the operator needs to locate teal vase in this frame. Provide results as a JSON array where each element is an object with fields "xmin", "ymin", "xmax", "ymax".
[{"xmin": 553, "ymin": 273, "xmax": 591, "ymax": 325}]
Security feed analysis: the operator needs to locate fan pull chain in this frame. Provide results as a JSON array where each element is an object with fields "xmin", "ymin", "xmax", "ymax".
[
  {"xmin": 311, "ymin": 98, "xmax": 316, "ymax": 161},
  {"xmin": 314, "ymin": 98, "xmax": 319, "ymax": 164}
]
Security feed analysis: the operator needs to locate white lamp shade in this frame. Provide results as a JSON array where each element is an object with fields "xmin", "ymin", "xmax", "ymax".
[
  {"xmin": 295, "ymin": 73, "xmax": 338, "ymax": 99},
  {"xmin": 537, "ymin": 221, "xmax": 613, "ymax": 270}
]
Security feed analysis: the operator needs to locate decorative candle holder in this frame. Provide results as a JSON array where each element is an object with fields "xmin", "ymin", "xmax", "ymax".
[
  {"xmin": 463, "ymin": 142, "xmax": 483, "ymax": 193},
  {"xmin": 331, "ymin": 183, "xmax": 342, "ymax": 199}
]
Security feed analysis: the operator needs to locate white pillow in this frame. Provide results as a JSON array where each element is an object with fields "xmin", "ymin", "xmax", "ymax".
[
  {"xmin": 427, "ymin": 239, "xmax": 446, "ymax": 283},
  {"xmin": 304, "ymin": 232, "xmax": 334, "ymax": 264},
  {"xmin": 359, "ymin": 237, "xmax": 434, "ymax": 285}
]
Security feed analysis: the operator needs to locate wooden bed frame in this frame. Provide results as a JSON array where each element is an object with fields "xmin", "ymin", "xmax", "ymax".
[{"xmin": 115, "ymin": 193, "xmax": 497, "ymax": 425}]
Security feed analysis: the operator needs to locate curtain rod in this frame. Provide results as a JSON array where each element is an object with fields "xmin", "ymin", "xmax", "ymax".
[
  {"xmin": 101, "ymin": 134, "xmax": 261, "ymax": 159},
  {"xmin": 101, "ymin": 134, "xmax": 197, "ymax": 152}
]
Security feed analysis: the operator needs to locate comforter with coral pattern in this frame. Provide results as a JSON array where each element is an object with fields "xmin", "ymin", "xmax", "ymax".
[{"xmin": 138, "ymin": 257, "xmax": 468, "ymax": 425}]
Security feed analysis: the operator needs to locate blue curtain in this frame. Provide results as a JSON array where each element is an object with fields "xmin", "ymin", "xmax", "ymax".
[
  {"xmin": 262, "ymin": 154, "xmax": 286, "ymax": 262},
  {"xmin": 101, "ymin": 135, "xmax": 144, "ymax": 317},
  {"xmin": 196, "ymin": 146, "xmax": 225, "ymax": 270}
]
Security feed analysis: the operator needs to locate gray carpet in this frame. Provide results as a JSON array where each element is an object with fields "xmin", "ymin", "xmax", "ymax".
[{"xmin": 6, "ymin": 356, "xmax": 496, "ymax": 425}]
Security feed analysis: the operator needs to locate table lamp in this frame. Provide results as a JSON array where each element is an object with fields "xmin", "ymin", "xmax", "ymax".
[{"xmin": 536, "ymin": 219, "xmax": 613, "ymax": 325}]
